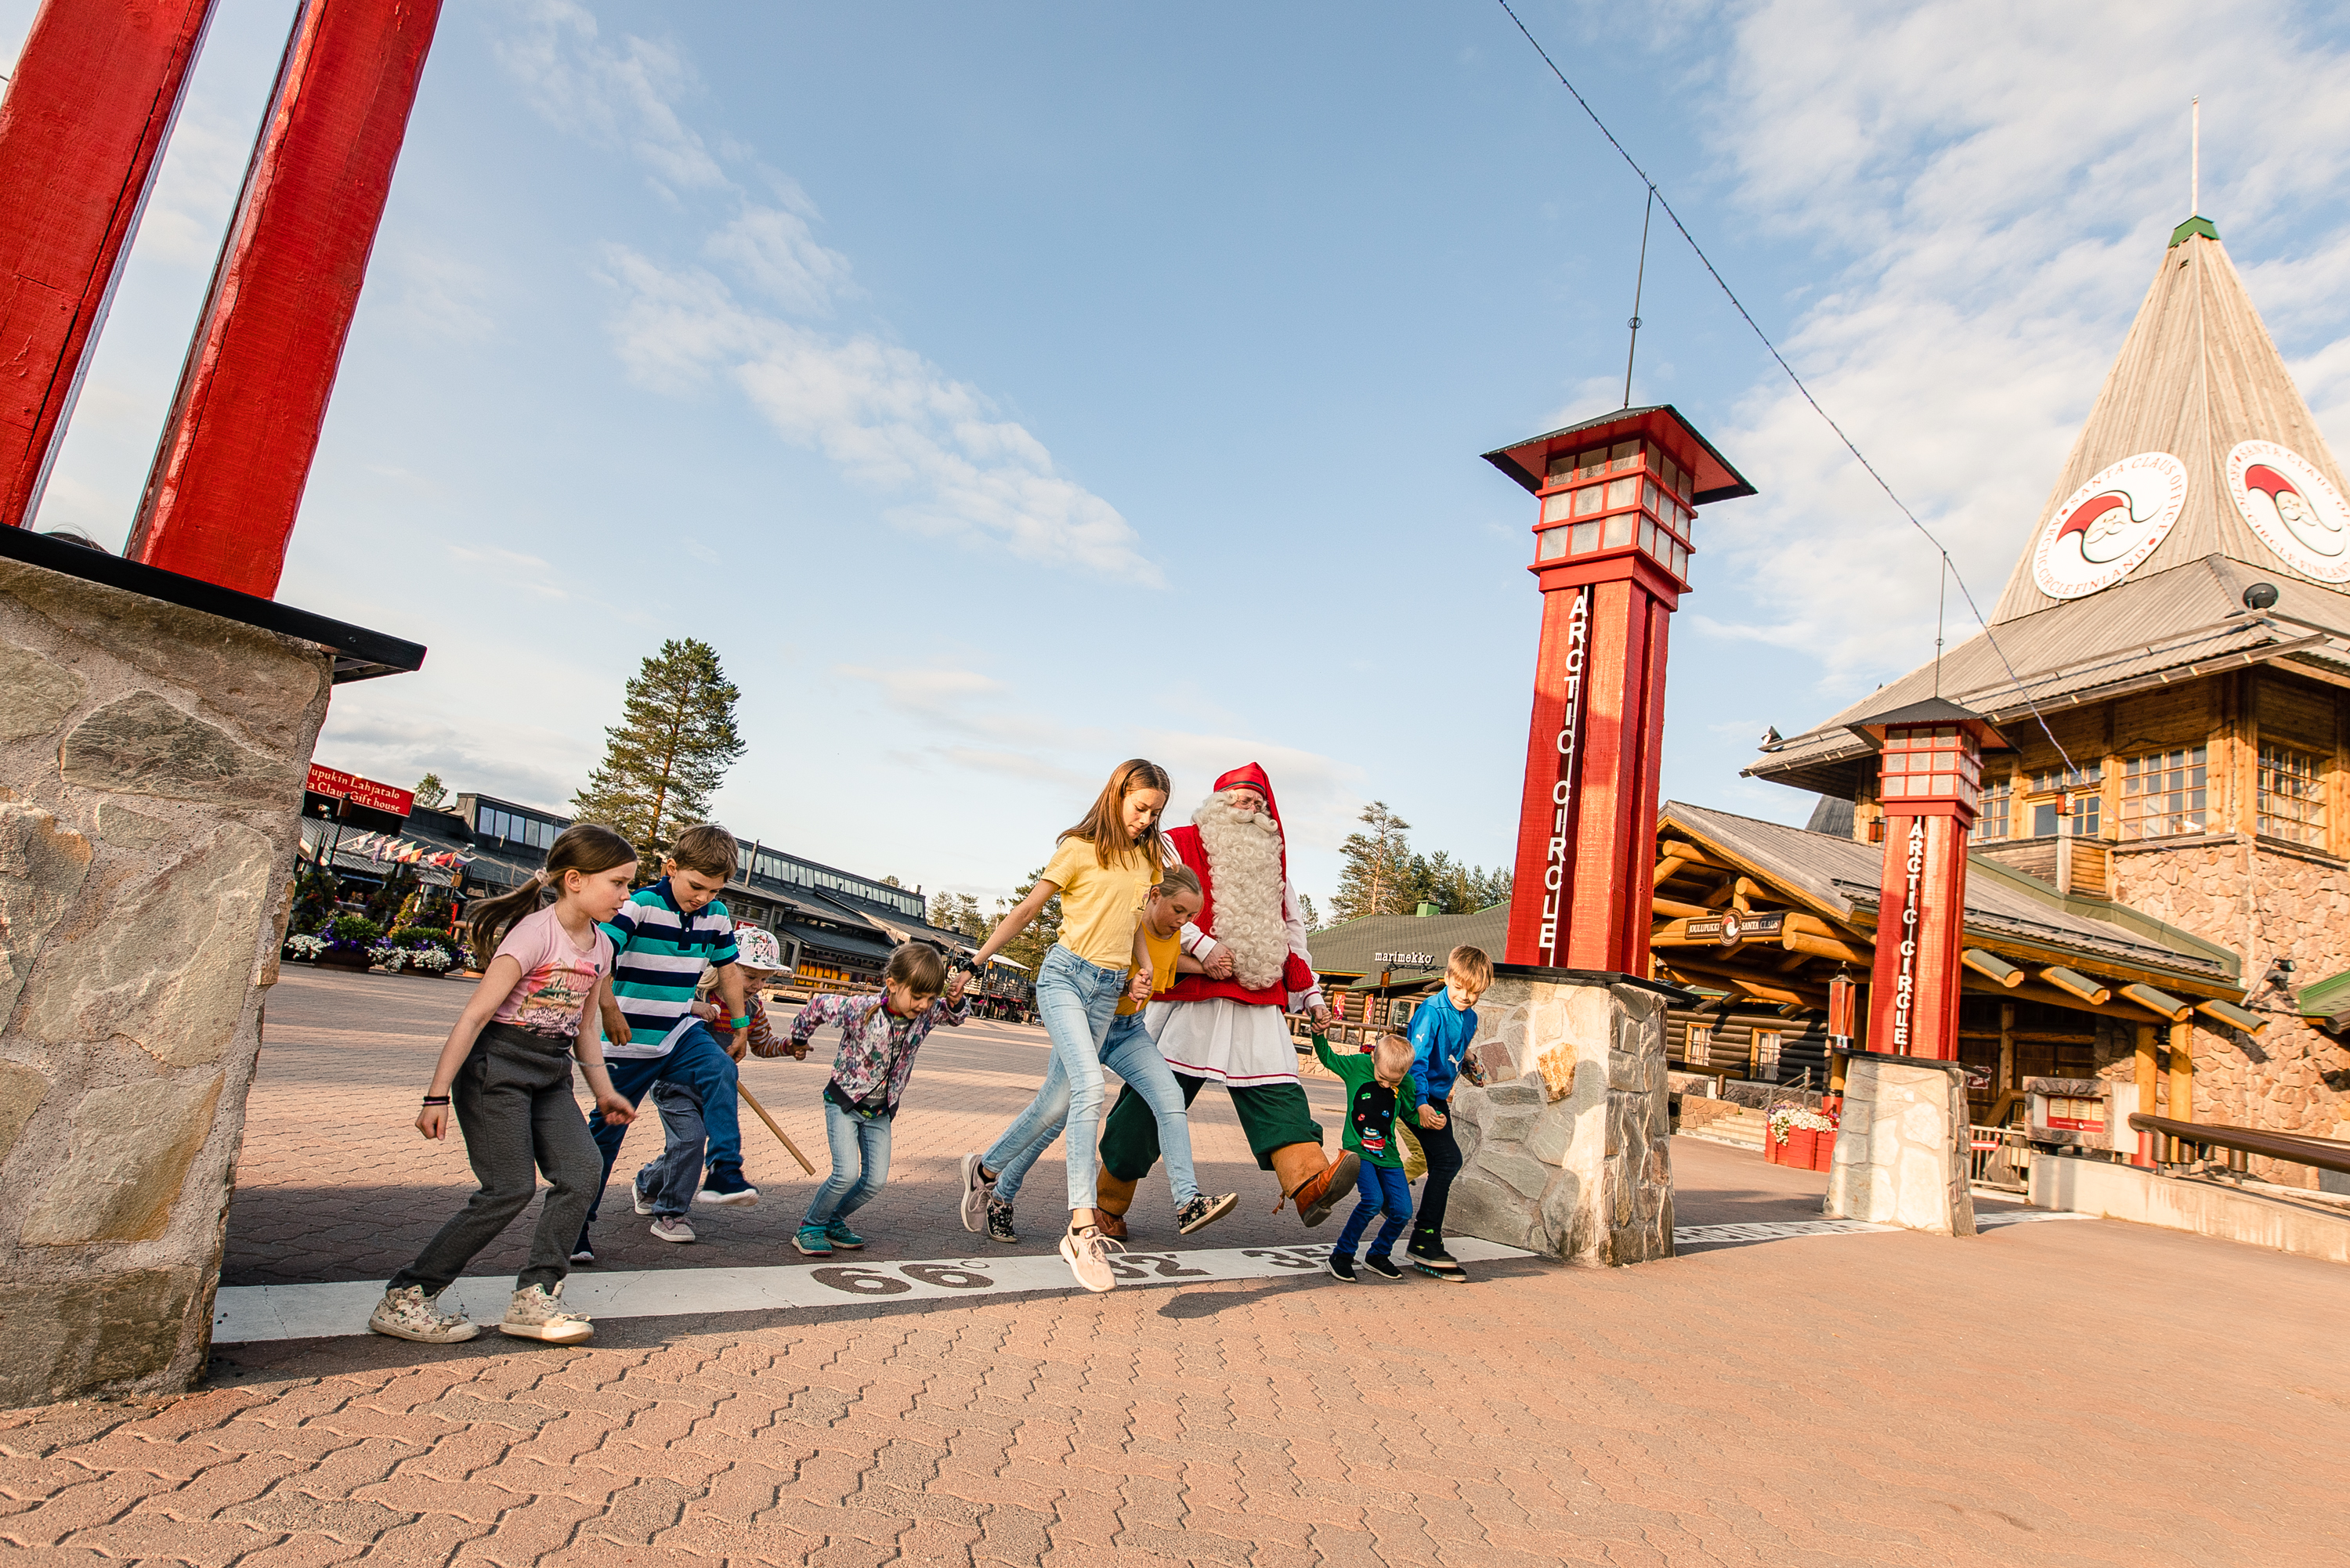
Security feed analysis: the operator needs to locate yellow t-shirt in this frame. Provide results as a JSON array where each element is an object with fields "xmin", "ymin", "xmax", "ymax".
[
  {"xmin": 1043, "ymin": 833, "xmax": 1156, "ymax": 969},
  {"xmin": 1116, "ymin": 918, "xmax": 1183, "ymax": 1017}
]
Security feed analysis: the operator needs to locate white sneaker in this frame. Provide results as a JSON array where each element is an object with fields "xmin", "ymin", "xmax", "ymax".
[
  {"xmin": 649, "ymin": 1214, "xmax": 695, "ymax": 1245},
  {"xmin": 498, "ymin": 1281, "xmax": 594, "ymax": 1344},
  {"xmin": 632, "ymin": 1184, "xmax": 656, "ymax": 1216},
  {"xmin": 1059, "ymin": 1226, "xmax": 1119, "ymax": 1294},
  {"xmin": 959, "ymin": 1151, "xmax": 994, "ymax": 1233},
  {"xmin": 367, "ymin": 1285, "xmax": 479, "ymax": 1343}
]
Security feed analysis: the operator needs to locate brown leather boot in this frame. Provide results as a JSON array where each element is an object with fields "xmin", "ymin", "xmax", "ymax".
[
  {"xmin": 1094, "ymin": 1169, "xmax": 1136, "ymax": 1241},
  {"xmin": 1270, "ymin": 1143, "xmax": 1361, "ymax": 1228}
]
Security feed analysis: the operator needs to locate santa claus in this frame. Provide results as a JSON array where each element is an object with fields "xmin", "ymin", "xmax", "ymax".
[{"xmin": 1093, "ymin": 763, "xmax": 1359, "ymax": 1234}]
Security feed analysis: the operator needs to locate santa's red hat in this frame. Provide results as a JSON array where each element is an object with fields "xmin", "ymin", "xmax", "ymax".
[
  {"xmin": 2054, "ymin": 492, "xmax": 2131, "ymax": 544},
  {"xmin": 1211, "ymin": 762, "xmax": 1285, "ymax": 880}
]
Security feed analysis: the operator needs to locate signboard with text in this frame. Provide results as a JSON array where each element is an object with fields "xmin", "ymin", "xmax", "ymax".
[{"xmin": 304, "ymin": 763, "xmax": 413, "ymax": 818}]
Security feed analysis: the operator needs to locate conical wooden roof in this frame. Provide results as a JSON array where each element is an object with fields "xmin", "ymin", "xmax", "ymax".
[{"xmin": 1990, "ymin": 218, "xmax": 2350, "ymax": 620}]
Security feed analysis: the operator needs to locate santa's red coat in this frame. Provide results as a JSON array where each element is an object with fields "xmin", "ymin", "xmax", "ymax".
[{"xmin": 1159, "ymin": 822, "xmax": 1317, "ymax": 1008}]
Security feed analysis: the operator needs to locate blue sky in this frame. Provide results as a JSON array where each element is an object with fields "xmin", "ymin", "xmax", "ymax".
[{"xmin": 13, "ymin": 0, "xmax": 2350, "ymax": 914}]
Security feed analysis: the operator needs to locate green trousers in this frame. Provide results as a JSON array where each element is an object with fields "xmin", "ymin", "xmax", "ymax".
[{"xmin": 1099, "ymin": 1071, "xmax": 1323, "ymax": 1176}]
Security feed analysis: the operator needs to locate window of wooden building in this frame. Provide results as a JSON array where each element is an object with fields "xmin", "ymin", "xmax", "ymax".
[
  {"xmin": 1978, "ymin": 775, "xmax": 2012, "ymax": 840},
  {"xmin": 2119, "ymin": 746, "xmax": 2207, "ymax": 839},
  {"xmin": 1755, "ymin": 1031, "xmax": 1782, "ymax": 1080},
  {"xmin": 1686, "ymin": 1026, "xmax": 1711, "ymax": 1066},
  {"xmin": 2028, "ymin": 763, "xmax": 2102, "ymax": 838},
  {"xmin": 2258, "ymin": 743, "xmax": 2327, "ymax": 844}
]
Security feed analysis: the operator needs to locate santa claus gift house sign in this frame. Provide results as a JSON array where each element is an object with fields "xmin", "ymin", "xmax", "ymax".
[{"xmin": 1482, "ymin": 406, "xmax": 1755, "ymax": 974}]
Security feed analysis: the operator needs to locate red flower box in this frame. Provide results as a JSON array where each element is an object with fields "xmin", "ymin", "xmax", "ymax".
[
  {"xmin": 1785, "ymin": 1127, "xmax": 1819, "ymax": 1169},
  {"xmin": 1811, "ymin": 1130, "xmax": 1836, "ymax": 1172}
]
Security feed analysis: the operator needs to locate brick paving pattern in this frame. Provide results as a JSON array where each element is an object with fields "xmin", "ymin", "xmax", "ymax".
[{"xmin": 4, "ymin": 969, "xmax": 2343, "ymax": 1565}]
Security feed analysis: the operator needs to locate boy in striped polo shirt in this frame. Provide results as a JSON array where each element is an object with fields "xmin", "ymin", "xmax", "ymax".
[{"xmin": 573, "ymin": 824, "xmax": 754, "ymax": 1263}]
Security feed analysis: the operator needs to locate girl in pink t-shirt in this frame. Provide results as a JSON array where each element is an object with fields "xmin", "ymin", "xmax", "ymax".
[{"xmin": 368, "ymin": 824, "xmax": 641, "ymax": 1349}]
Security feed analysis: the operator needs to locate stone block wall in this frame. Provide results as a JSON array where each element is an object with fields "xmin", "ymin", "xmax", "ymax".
[
  {"xmin": 0, "ymin": 557, "xmax": 329, "ymax": 1407},
  {"xmin": 1444, "ymin": 971, "xmax": 1673, "ymax": 1266},
  {"xmin": 2113, "ymin": 840, "xmax": 2350, "ymax": 1183},
  {"xmin": 1824, "ymin": 1053, "xmax": 1976, "ymax": 1236}
]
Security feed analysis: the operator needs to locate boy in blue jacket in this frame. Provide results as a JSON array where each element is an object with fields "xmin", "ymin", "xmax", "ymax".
[{"xmin": 1405, "ymin": 944, "xmax": 1490, "ymax": 1281}]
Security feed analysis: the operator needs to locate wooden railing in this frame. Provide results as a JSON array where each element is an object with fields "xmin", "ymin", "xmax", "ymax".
[{"xmin": 2128, "ymin": 1113, "xmax": 2350, "ymax": 1178}]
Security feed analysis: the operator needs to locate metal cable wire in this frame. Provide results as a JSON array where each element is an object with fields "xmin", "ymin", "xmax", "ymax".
[{"xmin": 1494, "ymin": 0, "xmax": 2078, "ymax": 773}]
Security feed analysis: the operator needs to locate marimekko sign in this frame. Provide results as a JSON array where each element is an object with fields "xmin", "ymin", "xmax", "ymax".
[
  {"xmin": 2226, "ymin": 440, "xmax": 2350, "ymax": 583},
  {"xmin": 2030, "ymin": 451, "xmax": 2189, "ymax": 600}
]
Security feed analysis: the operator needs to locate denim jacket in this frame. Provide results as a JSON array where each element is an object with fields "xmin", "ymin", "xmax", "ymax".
[{"xmin": 790, "ymin": 991, "xmax": 967, "ymax": 1117}]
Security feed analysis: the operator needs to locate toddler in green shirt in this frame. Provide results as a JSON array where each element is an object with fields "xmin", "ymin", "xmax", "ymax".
[{"xmin": 1313, "ymin": 1028, "xmax": 1432, "ymax": 1281}]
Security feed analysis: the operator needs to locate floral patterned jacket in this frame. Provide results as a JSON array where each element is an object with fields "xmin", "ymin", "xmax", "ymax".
[{"xmin": 789, "ymin": 990, "xmax": 967, "ymax": 1117}]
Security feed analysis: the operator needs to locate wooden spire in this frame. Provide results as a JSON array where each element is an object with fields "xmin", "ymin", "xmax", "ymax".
[{"xmin": 1990, "ymin": 219, "xmax": 2350, "ymax": 623}]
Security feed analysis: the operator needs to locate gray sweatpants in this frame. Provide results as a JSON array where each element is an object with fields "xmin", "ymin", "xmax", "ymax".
[
  {"xmin": 389, "ymin": 1023, "xmax": 602, "ymax": 1295},
  {"xmin": 633, "ymin": 1079, "xmax": 707, "ymax": 1217}
]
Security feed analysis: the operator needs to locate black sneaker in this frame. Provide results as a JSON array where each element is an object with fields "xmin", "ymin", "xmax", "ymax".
[
  {"xmin": 1361, "ymin": 1254, "xmax": 1403, "ymax": 1281},
  {"xmin": 1175, "ymin": 1192, "xmax": 1238, "ymax": 1235},
  {"xmin": 1325, "ymin": 1252, "xmax": 1358, "ymax": 1283},
  {"xmin": 985, "ymin": 1199, "xmax": 1018, "ymax": 1245},
  {"xmin": 1412, "ymin": 1255, "xmax": 1469, "ymax": 1283}
]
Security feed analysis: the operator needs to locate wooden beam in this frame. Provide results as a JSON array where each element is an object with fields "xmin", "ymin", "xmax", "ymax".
[
  {"xmin": 1660, "ymin": 955, "xmax": 1829, "ymax": 1005},
  {"xmin": 2132, "ymin": 1023, "xmax": 2158, "ymax": 1167},
  {"xmin": 1653, "ymin": 896, "xmax": 1712, "ymax": 919},
  {"xmin": 2118, "ymin": 982, "xmax": 2192, "ymax": 1024},
  {"xmin": 1661, "ymin": 841, "xmax": 1728, "ymax": 870},
  {"xmin": 1962, "ymin": 975, "xmax": 2177, "ymax": 1025},
  {"xmin": 1784, "ymin": 930, "xmax": 1871, "ymax": 966},
  {"xmin": 2195, "ymin": 997, "xmax": 2267, "ymax": 1035},
  {"xmin": 2041, "ymin": 966, "xmax": 2112, "ymax": 1006},
  {"xmin": 1961, "ymin": 948, "xmax": 2024, "ymax": 988}
]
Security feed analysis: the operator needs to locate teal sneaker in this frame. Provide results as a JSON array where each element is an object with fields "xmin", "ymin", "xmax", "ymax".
[
  {"xmin": 791, "ymin": 1224, "xmax": 834, "ymax": 1257},
  {"xmin": 823, "ymin": 1219, "xmax": 866, "ymax": 1249}
]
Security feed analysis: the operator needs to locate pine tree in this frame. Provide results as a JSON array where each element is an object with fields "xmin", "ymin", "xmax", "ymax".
[
  {"xmin": 928, "ymin": 891, "xmax": 989, "ymax": 938},
  {"xmin": 570, "ymin": 638, "xmax": 746, "ymax": 864},
  {"xmin": 992, "ymin": 867, "xmax": 1062, "ymax": 972},
  {"xmin": 1297, "ymin": 892, "xmax": 1321, "ymax": 931},
  {"xmin": 411, "ymin": 771, "xmax": 449, "ymax": 811},
  {"xmin": 1331, "ymin": 802, "xmax": 1413, "ymax": 923}
]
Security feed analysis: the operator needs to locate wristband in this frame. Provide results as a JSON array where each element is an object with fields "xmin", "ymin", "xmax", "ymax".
[
  {"xmin": 729, "ymin": 1015, "xmax": 751, "ymax": 1030},
  {"xmin": 421, "ymin": 1095, "xmax": 450, "ymax": 1105}
]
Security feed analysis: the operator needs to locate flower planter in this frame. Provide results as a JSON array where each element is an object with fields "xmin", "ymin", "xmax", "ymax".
[
  {"xmin": 313, "ymin": 949, "xmax": 372, "ymax": 972},
  {"xmin": 1762, "ymin": 1130, "xmax": 1780, "ymax": 1164},
  {"xmin": 1811, "ymin": 1130, "xmax": 1837, "ymax": 1172},
  {"xmin": 1785, "ymin": 1127, "xmax": 1819, "ymax": 1169}
]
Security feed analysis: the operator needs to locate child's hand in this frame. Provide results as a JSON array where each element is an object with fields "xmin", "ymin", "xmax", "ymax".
[
  {"xmin": 416, "ymin": 1104, "xmax": 450, "ymax": 1140},
  {"xmin": 725, "ymin": 1033, "xmax": 748, "ymax": 1063},
  {"xmin": 1128, "ymin": 966, "xmax": 1152, "ymax": 1003},
  {"xmin": 605, "ymin": 1015, "xmax": 632, "ymax": 1046},
  {"xmin": 947, "ymin": 973, "xmax": 968, "ymax": 1003},
  {"xmin": 1206, "ymin": 948, "xmax": 1236, "ymax": 980},
  {"xmin": 595, "ymin": 1092, "xmax": 636, "ymax": 1125},
  {"xmin": 1421, "ymin": 1110, "xmax": 1447, "ymax": 1130},
  {"xmin": 790, "ymin": 1043, "xmax": 809, "ymax": 1061}
]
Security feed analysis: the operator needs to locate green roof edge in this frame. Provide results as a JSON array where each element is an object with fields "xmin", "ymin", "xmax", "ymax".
[{"xmin": 2168, "ymin": 215, "xmax": 2220, "ymax": 248}]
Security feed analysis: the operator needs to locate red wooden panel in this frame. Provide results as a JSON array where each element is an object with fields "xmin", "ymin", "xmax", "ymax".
[
  {"xmin": 126, "ymin": 0, "xmax": 443, "ymax": 595},
  {"xmin": 0, "ymin": 0, "xmax": 216, "ymax": 532}
]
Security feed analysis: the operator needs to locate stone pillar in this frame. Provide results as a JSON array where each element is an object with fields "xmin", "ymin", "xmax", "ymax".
[
  {"xmin": 1824, "ymin": 1049, "xmax": 1977, "ymax": 1236},
  {"xmin": 0, "ymin": 555, "xmax": 330, "ymax": 1407},
  {"xmin": 1443, "ymin": 967, "xmax": 1674, "ymax": 1265}
]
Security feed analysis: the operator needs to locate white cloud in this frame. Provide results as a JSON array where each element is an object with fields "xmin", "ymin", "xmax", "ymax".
[
  {"xmin": 705, "ymin": 204, "xmax": 855, "ymax": 316},
  {"xmin": 1690, "ymin": 0, "xmax": 2350, "ymax": 703},
  {"xmin": 602, "ymin": 247, "xmax": 1164, "ymax": 583},
  {"xmin": 494, "ymin": 0, "xmax": 725, "ymax": 193}
]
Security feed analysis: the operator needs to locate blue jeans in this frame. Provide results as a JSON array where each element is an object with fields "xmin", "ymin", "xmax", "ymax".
[
  {"xmin": 1025, "ymin": 944, "xmax": 1129, "ymax": 1212},
  {"xmin": 803, "ymin": 1098, "xmax": 892, "ymax": 1227},
  {"xmin": 1334, "ymin": 1162, "xmax": 1413, "ymax": 1259},
  {"xmin": 582, "ymin": 1021, "xmax": 742, "ymax": 1236},
  {"xmin": 985, "ymin": 1010, "xmax": 1200, "ymax": 1210},
  {"xmin": 633, "ymin": 1080, "xmax": 707, "ymax": 1218}
]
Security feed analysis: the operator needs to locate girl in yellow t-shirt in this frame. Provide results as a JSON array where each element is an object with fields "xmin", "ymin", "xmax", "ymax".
[{"xmin": 970, "ymin": 758, "xmax": 1171, "ymax": 1292}]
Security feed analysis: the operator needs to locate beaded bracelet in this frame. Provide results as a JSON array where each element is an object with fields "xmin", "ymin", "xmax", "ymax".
[
  {"xmin": 421, "ymin": 1095, "xmax": 450, "ymax": 1105},
  {"xmin": 729, "ymin": 1015, "xmax": 751, "ymax": 1030}
]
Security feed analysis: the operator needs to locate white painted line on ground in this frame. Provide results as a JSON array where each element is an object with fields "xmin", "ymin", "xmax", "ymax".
[
  {"xmin": 212, "ymin": 1236, "xmax": 1538, "ymax": 1345},
  {"xmin": 1672, "ymin": 1209, "xmax": 2095, "ymax": 1248}
]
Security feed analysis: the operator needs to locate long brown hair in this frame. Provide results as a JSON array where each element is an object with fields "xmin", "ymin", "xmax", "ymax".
[
  {"xmin": 1060, "ymin": 758, "xmax": 1172, "ymax": 869},
  {"xmin": 468, "ymin": 822, "xmax": 638, "ymax": 959}
]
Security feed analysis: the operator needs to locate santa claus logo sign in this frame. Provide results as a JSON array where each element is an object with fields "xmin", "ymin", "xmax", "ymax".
[
  {"xmin": 2226, "ymin": 440, "xmax": 2350, "ymax": 583},
  {"xmin": 2030, "ymin": 451, "xmax": 2188, "ymax": 600}
]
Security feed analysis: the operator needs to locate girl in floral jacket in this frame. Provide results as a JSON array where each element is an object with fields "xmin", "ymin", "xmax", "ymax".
[{"xmin": 786, "ymin": 942, "xmax": 968, "ymax": 1255}]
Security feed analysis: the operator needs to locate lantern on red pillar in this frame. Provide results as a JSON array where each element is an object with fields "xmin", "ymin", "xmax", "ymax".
[
  {"xmin": 1483, "ymin": 406, "xmax": 1755, "ymax": 974},
  {"xmin": 1849, "ymin": 699, "xmax": 2008, "ymax": 1060}
]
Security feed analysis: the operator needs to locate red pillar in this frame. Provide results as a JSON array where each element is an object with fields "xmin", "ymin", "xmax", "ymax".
[
  {"xmin": 1856, "ymin": 706, "xmax": 2002, "ymax": 1060},
  {"xmin": 0, "ymin": 0, "xmax": 217, "ymax": 533},
  {"xmin": 126, "ymin": 0, "xmax": 444, "ymax": 596},
  {"xmin": 1487, "ymin": 409, "xmax": 1754, "ymax": 976}
]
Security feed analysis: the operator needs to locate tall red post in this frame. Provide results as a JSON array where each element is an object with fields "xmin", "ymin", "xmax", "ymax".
[
  {"xmin": 126, "ymin": 0, "xmax": 444, "ymax": 597},
  {"xmin": 1484, "ymin": 407, "xmax": 1754, "ymax": 974},
  {"xmin": 1853, "ymin": 701, "xmax": 2005, "ymax": 1060},
  {"xmin": 0, "ymin": 0, "xmax": 218, "ymax": 533}
]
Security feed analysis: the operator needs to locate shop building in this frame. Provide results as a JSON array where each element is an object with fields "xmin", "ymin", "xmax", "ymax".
[{"xmin": 1742, "ymin": 213, "xmax": 2350, "ymax": 1172}]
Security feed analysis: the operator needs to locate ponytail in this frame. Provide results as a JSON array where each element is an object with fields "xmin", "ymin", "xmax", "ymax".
[{"xmin": 467, "ymin": 823, "xmax": 638, "ymax": 961}]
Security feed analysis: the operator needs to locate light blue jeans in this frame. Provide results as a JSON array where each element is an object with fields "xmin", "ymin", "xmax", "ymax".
[
  {"xmin": 985, "ymin": 1010, "xmax": 1200, "ymax": 1211},
  {"xmin": 802, "ymin": 1098, "xmax": 892, "ymax": 1228},
  {"xmin": 1021, "ymin": 943, "xmax": 1129, "ymax": 1213},
  {"xmin": 632, "ymin": 1079, "xmax": 707, "ymax": 1218}
]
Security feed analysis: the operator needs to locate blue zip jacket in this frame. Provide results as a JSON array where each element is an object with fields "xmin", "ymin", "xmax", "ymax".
[{"xmin": 1408, "ymin": 995, "xmax": 1477, "ymax": 1107}]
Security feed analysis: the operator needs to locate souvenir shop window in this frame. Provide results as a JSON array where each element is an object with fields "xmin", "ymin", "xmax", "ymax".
[
  {"xmin": 1684, "ymin": 1026, "xmax": 1712, "ymax": 1066},
  {"xmin": 2118, "ymin": 746, "xmax": 2207, "ymax": 840}
]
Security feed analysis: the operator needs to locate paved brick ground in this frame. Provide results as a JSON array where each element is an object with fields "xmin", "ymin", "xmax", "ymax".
[{"xmin": 5, "ymin": 969, "xmax": 2345, "ymax": 1566}]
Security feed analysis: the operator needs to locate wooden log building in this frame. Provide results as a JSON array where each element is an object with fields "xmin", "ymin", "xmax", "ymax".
[{"xmin": 1738, "ymin": 213, "xmax": 2350, "ymax": 1178}]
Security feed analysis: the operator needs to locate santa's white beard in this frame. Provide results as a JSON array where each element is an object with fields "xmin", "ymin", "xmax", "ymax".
[{"xmin": 1194, "ymin": 798, "xmax": 1289, "ymax": 992}]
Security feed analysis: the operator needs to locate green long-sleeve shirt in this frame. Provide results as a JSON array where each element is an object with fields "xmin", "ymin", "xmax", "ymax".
[{"xmin": 1314, "ymin": 1035, "xmax": 1423, "ymax": 1169}]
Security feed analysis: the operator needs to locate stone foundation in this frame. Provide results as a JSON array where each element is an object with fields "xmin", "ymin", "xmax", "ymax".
[
  {"xmin": 1444, "ymin": 969, "xmax": 1673, "ymax": 1266},
  {"xmin": 0, "ymin": 555, "xmax": 329, "ymax": 1407},
  {"xmin": 1824, "ymin": 1051, "xmax": 1976, "ymax": 1236}
]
